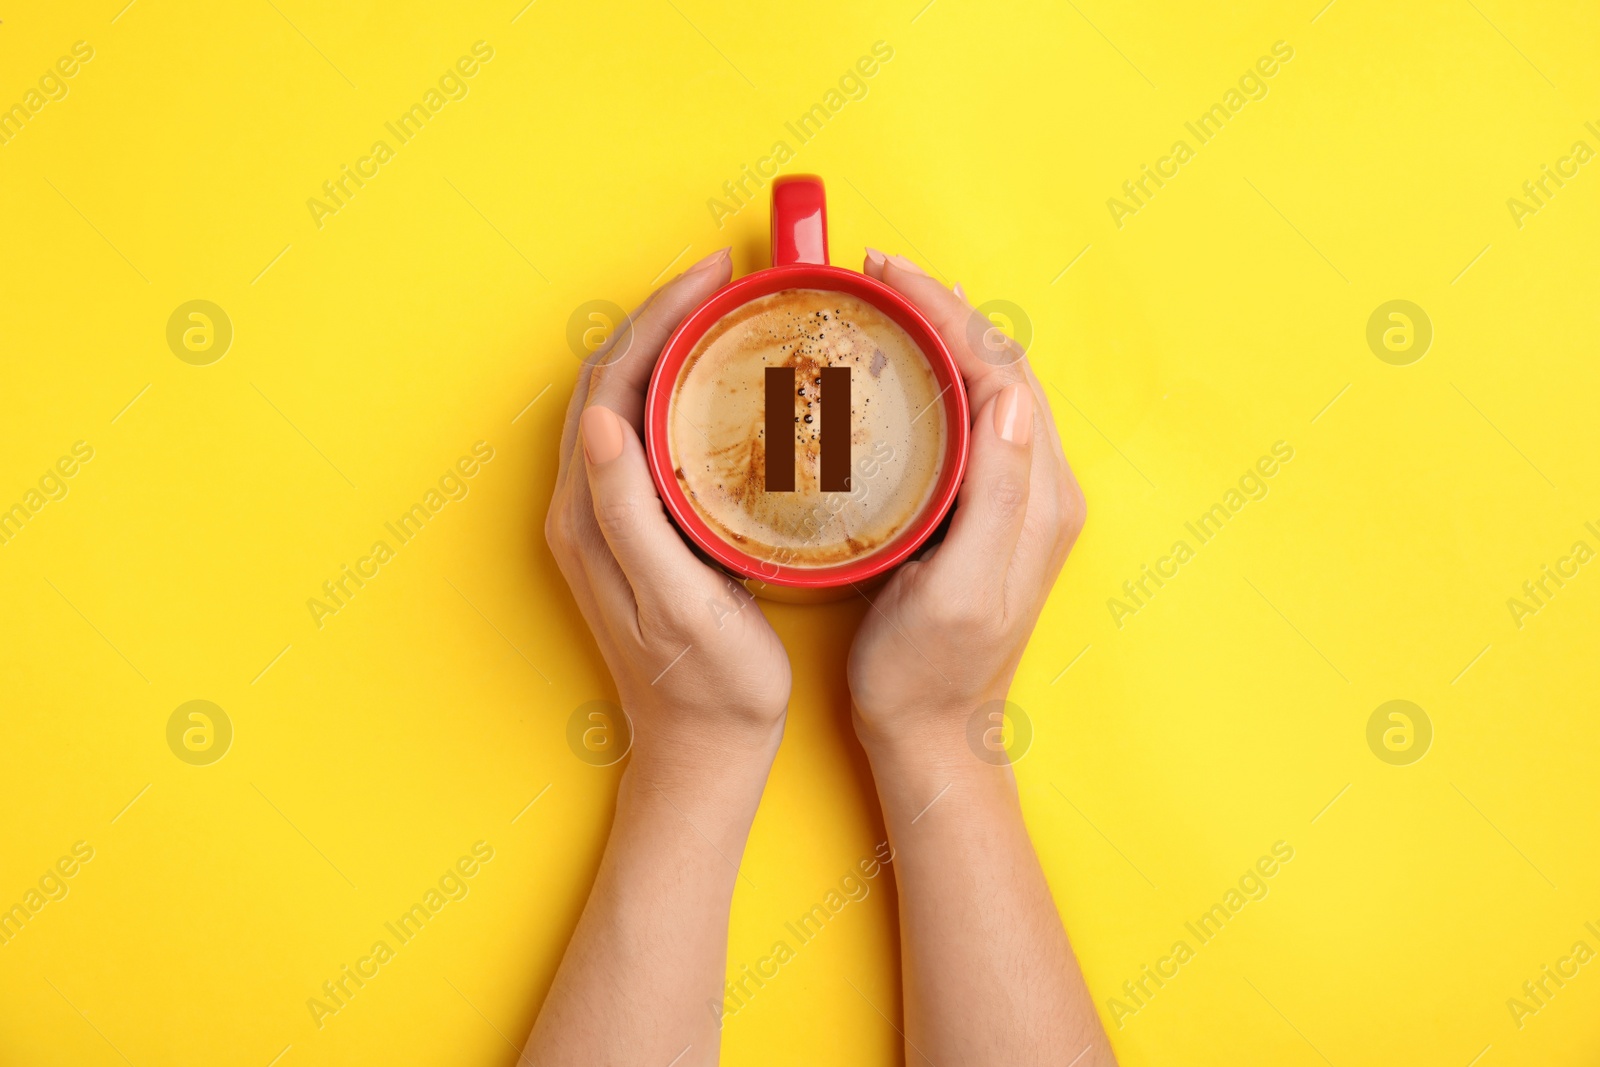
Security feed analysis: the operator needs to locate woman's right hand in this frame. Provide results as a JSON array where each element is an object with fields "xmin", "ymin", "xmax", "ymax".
[{"xmin": 846, "ymin": 250, "xmax": 1086, "ymax": 761}]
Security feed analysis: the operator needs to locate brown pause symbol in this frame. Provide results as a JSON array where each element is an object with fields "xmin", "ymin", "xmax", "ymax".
[{"xmin": 765, "ymin": 366, "xmax": 850, "ymax": 492}]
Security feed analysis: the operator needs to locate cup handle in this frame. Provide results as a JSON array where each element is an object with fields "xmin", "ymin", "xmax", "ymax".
[{"xmin": 771, "ymin": 174, "xmax": 829, "ymax": 267}]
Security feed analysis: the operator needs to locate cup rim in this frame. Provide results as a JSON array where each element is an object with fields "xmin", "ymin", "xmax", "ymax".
[{"xmin": 644, "ymin": 264, "xmax": 970, "ymax": 590}]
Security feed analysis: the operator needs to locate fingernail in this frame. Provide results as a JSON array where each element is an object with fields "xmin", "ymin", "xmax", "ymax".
[
  {"xmin": 994, "ymin": 383, "xmax": 1032, "ymax": 446},
  {"xmin": 952, "ymin": 282, "xmax": 967, "ymax": 302},
  {"xmin": 580, "ymin": 405, "xmax": 625, "ymax": 464},
  {"xmin": 686, "ymin": 247, "xmax": 730, "ymax": 275},
  {"xmin": 865, "ymin": 247, "xmax": 886, "ymax": 270},
  {"xmin": 887, "ymin": 253, "xmax": 927, "ymax": 277}
]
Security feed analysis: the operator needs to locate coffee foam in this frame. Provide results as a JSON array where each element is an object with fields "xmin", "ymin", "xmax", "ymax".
[{"xmin": 669, "ymin": 288, "xmax": 946, "ymax": 568}]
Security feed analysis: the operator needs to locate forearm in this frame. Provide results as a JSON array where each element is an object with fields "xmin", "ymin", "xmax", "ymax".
[
  {"xmin": 524, "ymin": 737, "xmax": 777, "ymax": 1067},
  {"xmin": 865, "ymin": 730, "xmax": 1115, "ymax": 1067}
]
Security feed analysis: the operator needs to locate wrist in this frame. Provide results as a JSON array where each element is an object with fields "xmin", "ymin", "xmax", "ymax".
[
  {"xmin": 614, "ymin": 749, "xmax": 771, "ymax": 866},
  {"xmin": 864, "ymin": 742, "xmax": 1020, "ymax": 843},
  {"xmin": 851, "ymin": 700, "xmax": 969, "ymax": 767},
  {"xmin": 625, "ymin": 711, "xmax": 783, "ymax": 809},
  {"xmin": 853, "ymin": 703, "xmax": 1024, "ymax": 814}
]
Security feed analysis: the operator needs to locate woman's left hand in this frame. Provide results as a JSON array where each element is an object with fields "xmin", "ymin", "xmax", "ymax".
[{"xmin": 544, "ymin": 248, "xmax": 792, "ymax": 777}]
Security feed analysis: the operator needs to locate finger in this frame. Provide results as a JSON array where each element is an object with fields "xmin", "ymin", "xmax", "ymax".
[
  {"xmin": 864, "ymin": 246, "xmax": 887, "ymax": 281},
  {"xmin": 586, "ymin": 248, "xmax": 733, "ymax": 434},
  {"xmin": 925, "ymin": 381, "xmax": 1034, "ymax": 599},
  {"xmin": 877, "ymin": 254, "xmax": 1027, "ymax": 416},
  {"xmin": 952, "ymin": 288, "xmax": 1067, "ymax": 468},
  {"xmin": 555, "ymin": 287, "xmax": 663, "ymax": 490},
  {"xmin": 1017, "ymin": 361, "xmax": 1088, "ymax": 542},
  {"xmin": 867, "ymin": 255, "xmax": 1069, "ymax": 495},
  {"xmin": 579, "ymin": 404, "xmax": 710, "ymax": 613},
  {"xmin": 1005, "ymin": 365, "xmax": 1088, "ymax": 610},
  {"xmin": 548, "ymin": 415, "xmax": 634, "ymax": 633},
  {"xmin": 1018, "ymin": 354, "xmax": 1066, "ymax": 459},
  {"xmin": 863, "ymin": 254, "xmax": 1081, "ymax": 583}
]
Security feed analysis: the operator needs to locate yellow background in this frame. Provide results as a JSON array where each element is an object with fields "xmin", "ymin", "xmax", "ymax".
[{"xmin": 2, "ymin": 0, "xmax": 1598, "ymax": 1063}]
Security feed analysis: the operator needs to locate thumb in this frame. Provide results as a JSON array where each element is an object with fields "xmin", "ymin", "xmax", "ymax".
[
  {"xmin": 579, "ymin": 404, "xmax": 704, "ymax": 595},
  {"xmin": 926, "ymin": 382, "xmax": 1034, "ymax": 592}
]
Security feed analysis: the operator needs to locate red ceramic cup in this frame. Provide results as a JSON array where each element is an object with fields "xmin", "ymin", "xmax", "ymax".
[{"xmin": 644, "ymin": 174, "xmax": 970, "ymax": 601}]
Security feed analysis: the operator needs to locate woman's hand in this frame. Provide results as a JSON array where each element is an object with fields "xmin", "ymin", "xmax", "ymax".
[
  {"xmin": 528, "ymin": 250, "xmax": 792, "ymax": 1067},
  {"xmin": 847, "ymin": 250, "xmax": 1086, "ymax": 760},
  {"xmin": 544, "ymin": 248, "xmax": 791, "ymax": 775},
  {"xmin": 843, "ymin": 253, "xmax": 1114, "ymax": 1067}
]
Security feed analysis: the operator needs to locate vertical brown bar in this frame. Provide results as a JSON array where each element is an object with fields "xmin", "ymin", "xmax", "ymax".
[
  {"xmin": 820, "ymin": 366, "xmax": 851, "ymax": 492},
  {"xmin": 764, "ymin": 366, "xmax": 795, "ymax": 492}
]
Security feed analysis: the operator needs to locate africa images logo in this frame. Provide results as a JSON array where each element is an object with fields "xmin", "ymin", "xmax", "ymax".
[
  {"xmin": 1107, "ymin": 442, "xmax": 1295, "ymax": 628},
  {"xmin": 305, "ymin": 42, "xmax": 495, "ymax": 230},
  {"xmin": 705, "ymin": 41, "xmax": 895, "ymax": 229},
  {"xmin": 1106, "ymin": 41, "xmax": 1296, "ymax": 229}
]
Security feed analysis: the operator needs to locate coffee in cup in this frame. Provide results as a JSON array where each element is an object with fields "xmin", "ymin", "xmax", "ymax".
[{"xmin": 667, "ymin": 288, "xmax": 947, "ymax": 568}]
